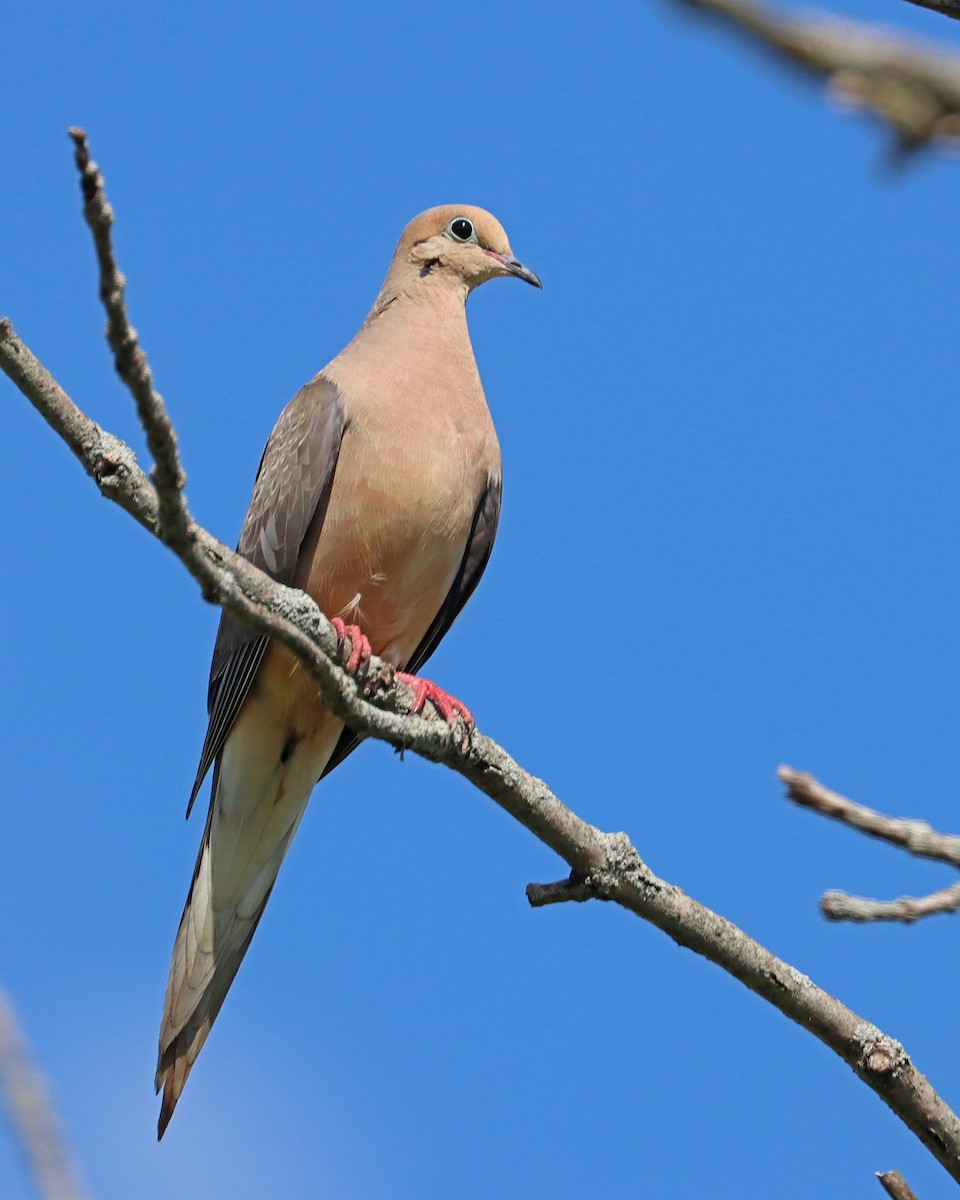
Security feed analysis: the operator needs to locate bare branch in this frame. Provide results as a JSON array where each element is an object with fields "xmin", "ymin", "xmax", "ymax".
[
  {"xmin": 4, "ymin": 326, "xmax": 960, "ymax": 1185},
  {"xmin": 0, "ymin": 988, "xmax": 89, "ymax": 1200},
  {"xmin": 822, "ymin": 881, "xmax": 960, "ymax": 924},
  {"xmin": 877, "ymin": 1169, "xmax": 920, "ymax": 1200},
  {"xmin": 679, "ymin": 0, "xmax": 960, "ymax": 154},
  {"xmin": 5, "ymin": 136, "xmax": 960, "ymax": 1183},
  {"xmin": 526, "ymin": 874, "xmax": 596, "ymax": 906},
  {"xmin": 780, "ymin": 766, "xmax": 960, "ymax": 867},
  {"xmin": 781, "ymin": 767, "xmax": 960, "ymax": 924},
  {"xmin": 68, "ymin": 127, "xmax": 190, "ymax": 546}
]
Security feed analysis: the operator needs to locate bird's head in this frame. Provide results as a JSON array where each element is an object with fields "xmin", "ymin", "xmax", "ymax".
[{"xmin": 373, "ymin": 205, "xmax": 541, "ymax": 312}]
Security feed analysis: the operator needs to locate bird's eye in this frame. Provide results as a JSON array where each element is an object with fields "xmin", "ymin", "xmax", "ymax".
[{"xmin": 447, "ymin": 216, "xmax": 476, "ymax": 243}]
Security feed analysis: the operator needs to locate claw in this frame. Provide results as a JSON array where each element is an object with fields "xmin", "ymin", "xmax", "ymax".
[
  {"xmin": 331, "ymin": 617, "xmax": 372, "ymax": 674},
  {"xmin": 395, "ymin": 671, "xmax": 474, "ymax": 726}
]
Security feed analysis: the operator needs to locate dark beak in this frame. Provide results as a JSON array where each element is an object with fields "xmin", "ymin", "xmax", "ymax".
[{"xmin": 485, "ymin": 250, "xmax": 542, "ymax": 288}]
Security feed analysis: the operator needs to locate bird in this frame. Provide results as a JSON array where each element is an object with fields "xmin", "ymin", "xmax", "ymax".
[{"xmin": 155, "ymin": 205, "xmax": 540, "ymax": 1137}]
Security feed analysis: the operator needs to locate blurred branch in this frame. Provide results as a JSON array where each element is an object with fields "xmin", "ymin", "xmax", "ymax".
[
  {"xmin": 780, "ymin": 767, "xmax": 960, "ymax": 866},
  {"xmin": 4, "ymin": 133, "xmax": 960, "ymax": 1186},
  {"xmin": 0, "ymin": 988, "xmax": 89, "ymax": 1200},
  {"xmin": 781, "ymin": 766, "xmax": 960, "ymax": 923},
  {"xmin": 679, "ymin": 0, "xmax": 960, "ymax": 155},
  {"xmin": 822, "ymin": 881, "xmax": 960, "ymax": 923},
  {"xmin": 877, "ymin": 1169, "xmax": 920, "ymax": 1200}
]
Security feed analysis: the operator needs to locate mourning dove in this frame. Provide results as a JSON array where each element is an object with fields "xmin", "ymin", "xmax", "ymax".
[{"xmin": 155, "ymin": 205, "xmax": 540, "ymax": 1136}]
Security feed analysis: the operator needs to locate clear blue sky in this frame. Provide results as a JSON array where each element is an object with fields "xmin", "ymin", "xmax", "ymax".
[{"xmin": 4, "ymin": 1, "xmax": 960, "ymax": 1196}]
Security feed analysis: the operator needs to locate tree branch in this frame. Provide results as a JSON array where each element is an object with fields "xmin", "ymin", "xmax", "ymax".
[
  {"xmin": 4, "ymin": 303, "xmax": 959, "ymax": 1196},
  {"xmin": 821, "ymin": 882, "xmax": 960, "ymax": 924},
  {"xmin": 678, "ymin": 0, "xmax": 960, "ymax": 155},
  {"xmin": 877, "ymin": 1169, "xmax": 920, "ymax": 1200},
  {"xmin": 68, "ymin": 128, "xmax": 189, "ymax": 546},
  {"xmin": 4, "ymin": 134, "xmax": 960, "ymax": 1184},
  {"xmin": 780, "ymin": 766, "xmax": 960, "ymax": 867},
  {"xmin": 526, "ymin": 875, "xmax": 596, "ymax": 906},
  {"xmin": 0, "ymin": 988, "xmax": 89, "ymax": 1200},
  {"xmin": 781, "ymin": 767, "xmax": 960, "ymax": 923}
]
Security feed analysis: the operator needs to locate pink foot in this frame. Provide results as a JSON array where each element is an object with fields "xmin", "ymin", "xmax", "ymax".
[
  {"xmin": 395, "ymin": 672, "xmax": 474, "ymax": 726},
  {"xmin": 331, "ymin": 617, "xmax": 372, "ymax": 674}
]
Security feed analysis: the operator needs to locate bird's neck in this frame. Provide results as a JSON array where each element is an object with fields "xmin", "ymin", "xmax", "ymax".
[
  {"xmin": 364, "ymin": 262, "xmax": 470, "ymax": 325},
  {"xmin": 329, "ymin": 276, "xmax": 479, "ymax": 398}
]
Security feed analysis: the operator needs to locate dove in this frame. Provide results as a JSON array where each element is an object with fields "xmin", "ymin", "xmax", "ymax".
[{"xmin": 155, "ymin": 205, "xmax": 540, "ymax": 1136}]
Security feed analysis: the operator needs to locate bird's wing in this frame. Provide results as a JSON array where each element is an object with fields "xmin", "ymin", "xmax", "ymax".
[
  {"xmin": 321, "ymin": 476, "xmax": 501, "ymax": 777},
  {"xmin": 187, "ymin": 375, "xmax": 347, "ymax": 814},
  {"xmin": 405, "ymin": 476, "xmax": 501, "ymax": 675}
]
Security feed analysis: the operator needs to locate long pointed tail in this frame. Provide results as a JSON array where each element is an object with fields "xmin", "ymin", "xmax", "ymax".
[
  {"xmin": 155, "ymin": 744, "xmax": 321, "ymax": 1135},
  {"xmin": 155, "ymin": 802, "xmax": 289, "ymax": 1138},
  {"xmin": 157, "ymin": 669, "xmax": 343, "ymax": 1137}
]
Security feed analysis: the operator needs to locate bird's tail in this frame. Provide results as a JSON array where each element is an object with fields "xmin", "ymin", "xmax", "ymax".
[
  {"xmin": 155, "ymin": 776, "xmax": 310, "ymax": 1138},
  {"xmin": 156, "ymin": 661, "xmax": 343, "ymax": 1137}
]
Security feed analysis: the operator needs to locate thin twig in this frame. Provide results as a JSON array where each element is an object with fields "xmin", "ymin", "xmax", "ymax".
[
  {"xmin": 822, "ymin": 881, "xmax": 960, "ymax": 924},
  {"xmin": 780, "ymin": 766, "xmax": 960, "ymax": 867},
  {"xmin": 678, "ymin": 0, "xmax": 960, "ymax": 155},
  {"xmin": 68, "ymin": 128, "xmax": 190, "ymax": 546},
  {"xmin": 0, "ymin": 988, "xmax": 89, "ymax": 1200},
  {"xmin": 781, "ymin": 766, "xmax": 960, "ymax": 924},
  {"xmin": 877, "ymin": 1168, "xmax": 920, "ymax": 1200}
]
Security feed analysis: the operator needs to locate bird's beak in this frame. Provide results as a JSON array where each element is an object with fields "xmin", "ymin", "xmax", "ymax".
[{"xmin": 484, "ymin": 250, "xmax": 542, "ymax": 288}]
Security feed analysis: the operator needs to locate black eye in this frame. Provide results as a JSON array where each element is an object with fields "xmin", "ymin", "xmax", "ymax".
[{"xmin": 448, "ymin": 217, "xmax": 475, "ymax": 243}]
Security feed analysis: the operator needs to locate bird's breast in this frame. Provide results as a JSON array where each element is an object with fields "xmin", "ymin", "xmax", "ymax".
[{"xmin": 298, "ymin": 316, "xmax": 500, "ymax": 669}]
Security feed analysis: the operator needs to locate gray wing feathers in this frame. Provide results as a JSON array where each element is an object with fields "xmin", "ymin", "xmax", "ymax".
[{"xmin": 187, "ymin": 376, "xmax": 347, "ymax": 814}]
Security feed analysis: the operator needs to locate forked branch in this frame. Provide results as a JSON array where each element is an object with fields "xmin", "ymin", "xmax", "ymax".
[{"xmin": 781, "ymin": 766, "xmax": 960, "ymax": 924}]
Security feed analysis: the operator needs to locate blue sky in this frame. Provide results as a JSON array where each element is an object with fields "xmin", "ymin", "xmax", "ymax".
[{"xmin": 5, "ymin": 0, "xmax": 960, "ymax": 1196}]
